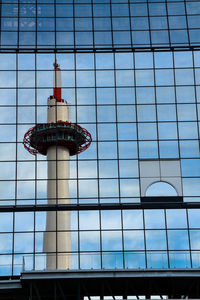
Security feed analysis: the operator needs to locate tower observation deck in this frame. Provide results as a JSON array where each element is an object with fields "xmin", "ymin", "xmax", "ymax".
[{"xmin": 23, "ymin": 61, "xmax": 92, "ymax": 157}]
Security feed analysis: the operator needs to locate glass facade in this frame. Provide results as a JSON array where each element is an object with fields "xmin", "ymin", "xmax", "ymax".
[
  {"xmin": 1, "ymin": 1, "xmax": 200, "ymax": 48},
  {"xmin": 2, "ymin": 208, "xmax": 200, "ymax": 275},
  {"xmin": 0, "ymin": 1, "xmax": 200, "ymax": 277}
]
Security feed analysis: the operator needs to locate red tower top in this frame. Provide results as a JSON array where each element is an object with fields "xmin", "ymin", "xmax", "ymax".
[
  {"xmin": 23, "ymin": 61, "xmax": 92, "ymax": 156},
  {"xmin": 50, "ymin": 59, "xmax": 64, "ymax": 103}
]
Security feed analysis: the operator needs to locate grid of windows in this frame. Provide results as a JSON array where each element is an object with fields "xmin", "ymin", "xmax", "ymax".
[
  {"xmin": 1, "ymin": 1, "xmax": 200, "ymax": 48},
  {"xmin": 0, "ymin": 52, "xmax": 199, "ymax": 205},
  {"xmin": 1, "ymin": 208, "xmax": 200, "ymax": 276},
  {"xmin": 0, "ymin": 1, "xmax": 200, "ymax": 278}
]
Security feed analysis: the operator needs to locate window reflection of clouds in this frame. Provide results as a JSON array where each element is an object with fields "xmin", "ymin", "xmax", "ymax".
[
  {"xmin": 2, "ymin": 2, "xmax": 200, "ymax": 48},
  {"xmin": 0, "ymin": 49, "xmax": 200, "ymax": 275},
  {"xmin": 146, "ymin": 230, "xmax": 167, "ymax": 250}
]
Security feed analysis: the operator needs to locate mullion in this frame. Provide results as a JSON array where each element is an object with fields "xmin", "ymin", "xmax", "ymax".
[{"xmin": 33, "ymin": 52, "xmax": 37, "ymax": 271}]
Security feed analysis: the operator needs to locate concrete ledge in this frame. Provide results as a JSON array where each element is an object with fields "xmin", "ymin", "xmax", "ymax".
[
  {"xmin": 21, "ymin": 268, "xmax": 200, "ymax": 280},
  {"xmin": 0, "ymin": 280, "xmax": 21, "ymax": 290}
]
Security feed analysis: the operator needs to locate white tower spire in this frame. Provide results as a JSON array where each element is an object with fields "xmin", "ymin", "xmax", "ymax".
[{"xmin": 43, "ymin": 61, "xmax": 72, "ymax": 270}]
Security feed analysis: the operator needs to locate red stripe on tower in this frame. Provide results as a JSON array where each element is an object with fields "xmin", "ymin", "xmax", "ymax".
[{"xmin": 53, "ymin": 60, "xmax": 63, "ymax": 102}]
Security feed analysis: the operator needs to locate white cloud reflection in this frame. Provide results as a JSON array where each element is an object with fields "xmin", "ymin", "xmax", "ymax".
[{"xmin": 0, "ymin": 52, "xmax": 200, "ymax": 276}]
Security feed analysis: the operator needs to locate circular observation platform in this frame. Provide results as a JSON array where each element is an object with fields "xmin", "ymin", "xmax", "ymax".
[{"xmin": 23, "ymin": 121, "xmax": 92, "ymax": 156}]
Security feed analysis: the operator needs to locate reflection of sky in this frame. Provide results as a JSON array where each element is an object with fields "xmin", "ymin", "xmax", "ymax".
[
  {"xmin": 1, "ymin": 208, "xmax": 200, "ymax": 274},
  {"xmin": 0, "ymin": 52, "xmax": 199, "ymax": 202},
  {"xmin": 0, "ymin": 51, "xmax": 200, "ymax": 275},
  {"xmin": 2, "ymin": 3, "xmax": 200, "ymax": 48}
]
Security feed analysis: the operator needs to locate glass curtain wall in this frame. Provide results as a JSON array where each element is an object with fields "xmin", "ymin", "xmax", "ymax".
[
  {"xmin": 1, "ymin": 1, "xmax": 200, "ymax": 48},
  {"xmin": 0, "ymin": 1, "xmax": 199, "ymax": 276}
]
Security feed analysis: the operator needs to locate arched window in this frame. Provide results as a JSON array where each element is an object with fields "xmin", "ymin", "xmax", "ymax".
[{"xmin": 146, "ymin": 181, "xmax": 178, "ymax": 197}]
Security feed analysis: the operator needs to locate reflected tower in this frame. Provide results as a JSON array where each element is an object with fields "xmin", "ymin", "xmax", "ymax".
[{"xmin": 23, "ymin": 61, "xmax": 92, "ymax": 270}]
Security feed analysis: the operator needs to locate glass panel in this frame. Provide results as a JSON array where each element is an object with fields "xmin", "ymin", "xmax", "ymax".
[
  {"xmin": 169, "ymin": 251, "xmax": 191, "ymax": 268},
  {"xmin": 79, "ymin": 211, "xmax": 100, "ymax": 230},
  {"xmin": 102, "ymin": 252, "xmax": 123, "ymax": 269},
  {"xmin": 168, "ymin": 230, "xmax": 189, "ymax": 250},
  {"xmin": 124, "ymin": 231, "xmax": 144, "ymax": 250},
  {"xmin": 188, "ymin": 209, "xmax": 200, "ymax": 228},
  {"xmin": 146, "ymin": 182, "xmax": 178, "ymax": 197},
  {"xmin": 146, "ymin": 230, "xmax": 167, "ymax": 250},
  {"xmin": 123, "ymin": 210, "xmax": 143, "ymax": 229},
  {"xmin": 102, "ymin": 231, "xmax": 122, "ymax": 251},
  {"xmin": 80, "ymin": 231, "xmax": 100, "ymax": 251},
  {"xmin": 101, "ymin": 211, "xmax": 121, "ymax": 229},
  {"xmin": 166, "ymin": 210, "xmax": 187, "ymax": 229},
  {"xmin": 124, "ymin": 252, "xmax": 145, "ymax": 269},
  {"xmin": 15, "ymin": 212, "xmax": 34, "ymax": 232},
  {"xmin": 0, "ymin": 213, "xmax": 13, "ymax": 232},
  {"xmin": 147, "ymin": 252, "xmax": 168, "ymax": 269},
  {"xmin": 144, "ymin": 210, "xmax": 165, "ymax": 229}
]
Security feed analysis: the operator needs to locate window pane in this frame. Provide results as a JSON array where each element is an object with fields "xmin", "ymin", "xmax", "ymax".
[
  {"xmin": 146, "ymin": 230, "xmax": 167, "ymax": 250},
  {"xmin": 168, "ymin": 230, "xmax": 189, "ymax": 250},
  {"xmin": 144, "ymin": 210, "xmax": 165, "ymax": 229}
]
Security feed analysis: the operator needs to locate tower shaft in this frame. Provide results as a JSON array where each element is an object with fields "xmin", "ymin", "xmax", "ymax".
[
  {"xmin": 44, "ymin": 145, "xmax": 71, "ymax": 270},
  {"xmin": 44, "ymin": 67, "xmax": 72, "ymax": 269}
]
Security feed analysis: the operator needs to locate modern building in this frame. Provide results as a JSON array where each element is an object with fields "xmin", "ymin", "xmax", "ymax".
[{"xmin": 0, "ymin": 0, "xmax": 200, "ymax": 299}]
